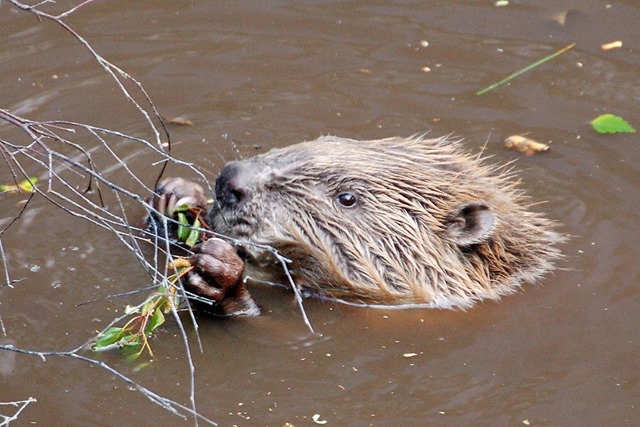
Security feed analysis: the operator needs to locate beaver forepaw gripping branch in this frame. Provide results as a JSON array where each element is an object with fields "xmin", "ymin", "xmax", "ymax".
[{"xmin": 148, "ymin": 135, "xmax": 563, "ymax": 315}]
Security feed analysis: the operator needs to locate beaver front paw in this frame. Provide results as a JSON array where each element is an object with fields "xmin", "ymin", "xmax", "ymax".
[
  {"xmin": 185, "ymin": 238, "xmax": 260, "ymax": 317},
  {"xmin": 148, "ymin": 177, "xmax": 209, "ymax": 240},
  {"xmin": 151, "ymin": 177, "xmax": 208, "ymax": 218}
]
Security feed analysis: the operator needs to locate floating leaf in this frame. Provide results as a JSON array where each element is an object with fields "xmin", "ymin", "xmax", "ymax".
[
  {"xmin": 125, "ymin": 352, "xmax": 143, "ymax": 363},
  {"xmin": 591, "ymin": 114, "xmax": 636, "ymax": 134},
  {"xmin": 19, "ymin": 177, "xmax": 37, "ymax": 192},
  {"xmin": 0, "ymin": 177, "xmax": 37, "ymax": 193}
]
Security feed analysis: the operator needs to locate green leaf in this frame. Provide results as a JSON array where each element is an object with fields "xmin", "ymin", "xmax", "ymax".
[
  {"xmin": 591, "ymin": 114, "xmax": 636, "ymax": 134},
  {"xmin": 124, "ymin": 352, "xmax": 142, "ymax": 362},
  {"xmin": 141, "ymin": 294, "xmax": 160, "ymax": 315},
  {"xmin": 0, "ymin": 177, "xmax": 37, "ymax": 193},
  {"xmin": 95, "ymin": 327, "xmax": 125, "ymax": 349},
  {"xmin": 173, "ymin": 203, "xmax": 191, "ymax": 213},
  {"xmin": 184, "ymin": 218, "xmax": 201, "ymax": 248},
  {"xmin": 120, "ymin": 335, "xmax": 141, "ymax": 347},
  {"xmin": 145, "ymin": 308, "xmax": 165, "ymax": 336},
  {"xmin": 19, "ymin": 177, "xmax": 37, "ymax": 192},
  {"xmin": 176, "ymin": 212, "xmax": 190, "ymax": 240}
]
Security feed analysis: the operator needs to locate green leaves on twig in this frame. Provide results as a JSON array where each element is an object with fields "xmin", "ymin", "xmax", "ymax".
[
  {"xmin": 93, "ymin": 259, "xmax": 192, "ymax": 358},
  {"xmin": 94, "ymin": 202, "xmax": 205, "ymax": 358}
]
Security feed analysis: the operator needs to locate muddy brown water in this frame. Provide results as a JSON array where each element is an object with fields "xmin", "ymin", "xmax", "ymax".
[{"xmin": 1, "ymin": 1, "xmax": 639, "ymax": 426}]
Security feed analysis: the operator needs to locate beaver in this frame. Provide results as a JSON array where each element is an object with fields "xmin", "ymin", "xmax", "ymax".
[{"xmin": 151, "ymin": 135, "xmax": 562, "ymax": 315}]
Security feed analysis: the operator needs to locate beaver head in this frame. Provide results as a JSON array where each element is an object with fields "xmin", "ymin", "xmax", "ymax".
[{"xmin": 211, "ymin": 136, "xmax": 562, "ymax": 308}]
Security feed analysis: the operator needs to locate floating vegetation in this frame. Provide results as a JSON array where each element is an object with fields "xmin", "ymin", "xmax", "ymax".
[
  {"xmin": 504, "ymin": 135, "xmax": 550, "ymax": 156},
  {"xmin": 591, "ymin": 114, "xmax": 636, "ymax": 134},
  {"xmin": 476, "ymin": 43, "xmax": 575, "ymax": 96}
]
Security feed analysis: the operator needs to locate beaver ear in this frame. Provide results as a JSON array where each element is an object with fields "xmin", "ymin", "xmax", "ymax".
[{"xmin": 445, "ymin": 202, "xmax": 495, "ymax": 246}]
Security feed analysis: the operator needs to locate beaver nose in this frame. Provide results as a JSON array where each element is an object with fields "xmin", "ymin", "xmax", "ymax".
[{"xmin": 215, "ymin": 162, "xmax": 251, "ymax": 208}]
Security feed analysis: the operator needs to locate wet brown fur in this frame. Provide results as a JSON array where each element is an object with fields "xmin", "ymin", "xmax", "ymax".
[{"xmin": 211, "ymin": 136, "xmax": 563, "ymax": 308}]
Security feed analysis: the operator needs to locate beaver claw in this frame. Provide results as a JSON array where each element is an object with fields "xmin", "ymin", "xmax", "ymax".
[
  {"xmin": 185, "ymin": 238, "xmax": 260, "ymax": 317},
  {"xmin": 147, "ymin": 177, "xmax": 209, "ymax": 240},
  {"xmin": 151, "ymin": 177, "xmax": 208, "ymax": 218}
]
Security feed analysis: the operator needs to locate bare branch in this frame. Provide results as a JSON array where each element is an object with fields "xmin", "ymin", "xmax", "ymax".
[
  {"xmin": 0, "ymin": 397, "xmax": 37, "ymax": 427},
  {"xmin": 0, "ymin": 2, "xmax": 315, "ymax": 425},
  {"xmin": 0, "ymin": 345, "xmax": 218, "ymax": 426},
  {"xmin": 6, "ymin": 0, "xmax": 168, "ymax": 148}
]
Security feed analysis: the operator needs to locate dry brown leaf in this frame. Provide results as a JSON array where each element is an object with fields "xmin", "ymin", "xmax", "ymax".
[
  {"xmin": 504, "ymin": 135, "xmax": 549, "ymax": 156},
  {"xmin": 167, "ymin": 117, "xmax": 194, "ymax": 126}
]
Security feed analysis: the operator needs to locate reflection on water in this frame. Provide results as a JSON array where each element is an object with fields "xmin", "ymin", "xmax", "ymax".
[{"xmin": 1, "ymin": 0, "xmax": 640, "ymax": 425}]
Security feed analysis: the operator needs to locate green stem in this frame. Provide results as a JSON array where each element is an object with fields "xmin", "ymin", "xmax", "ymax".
[{"xmin": 476, "ymin": 43, "xmax": 576, "ymax": 96}]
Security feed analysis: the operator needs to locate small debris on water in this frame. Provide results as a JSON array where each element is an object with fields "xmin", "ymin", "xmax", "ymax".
[
  {"xmin": 601, "ymin": 40, "xmax": 622, "ymax": 51},
  {"xmin": 504, "ymin": 135, "xmax": 549, "ymax": 156},
  {"xmin": 403, "ymin": 352, "xmax": 418, "ymax": 358},
  {"xmin": 167, "ymin": 116, "xmax": 194, "ymax": 126},
  {"xmin": 495, "ymin": 0, "xmax": 509, "ymax": 6},
  {"xmin": 551, "ymin": 10, "xmax": 572, "ymax": 26},
  {"xmin": 312, "ymin": 413, "xmax": 328, "ymax": 424}
]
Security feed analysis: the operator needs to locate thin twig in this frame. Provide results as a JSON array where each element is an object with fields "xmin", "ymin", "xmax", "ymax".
[
  {"xmin": 0, "ymin": 345, "xmax": 218, "ymax": 426},
  {"xmin": 0, "ymin": 396, "xmax": 37, "ymax": 427},
  {"xmin": 0, "ymin": 3, "xmax": 315, "ymax": 426}
]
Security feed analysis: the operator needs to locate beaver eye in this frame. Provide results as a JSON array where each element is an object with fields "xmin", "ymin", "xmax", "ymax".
[{"xmin": 336, "ymin": 192, "xmax": 358, "ymax": 208}]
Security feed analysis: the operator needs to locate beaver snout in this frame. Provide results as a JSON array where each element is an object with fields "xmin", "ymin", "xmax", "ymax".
[{"xmin": 215, "ymin": 162, "xmax": 252, "ymax": 209}]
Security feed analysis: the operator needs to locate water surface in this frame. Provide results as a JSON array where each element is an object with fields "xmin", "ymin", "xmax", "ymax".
[{"xmin": 1, "ymin": 1, "xmax": 639, "ymax": 425}]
